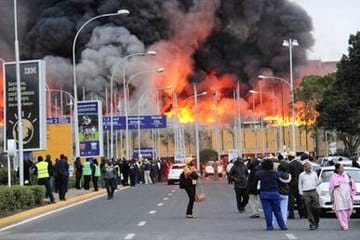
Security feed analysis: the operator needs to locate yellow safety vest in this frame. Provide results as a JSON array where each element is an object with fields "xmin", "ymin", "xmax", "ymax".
[
  {"xmin": 95, "ymin": 165, "xmax": 101, "ymax": 177},
  {"xmin": 36, "ymin": 161, "xmax": 49, "ymax": 179}
]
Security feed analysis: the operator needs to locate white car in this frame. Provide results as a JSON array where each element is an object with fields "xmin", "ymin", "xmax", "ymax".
[
  {"xmin": 167, "ymin": 163, "xmax": 185, "ymax": 185},
  {"xmin": 204, "ymin": 164, "xmax": 224, "ymax": 178},
  {"xmin": 316, "ymin": 166, "xmax": 360, "ymax": 216},
  {"xmin": 319, "ymin": 156, "xmax": 352, "ymax": 167}
]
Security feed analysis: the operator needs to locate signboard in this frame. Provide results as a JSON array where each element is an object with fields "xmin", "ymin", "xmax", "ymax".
[
  {"xmin": 228, "ymin": 149, "xmax": 239, "ymax": 162},
  {"xmin": 47, "ymin": 117, "xmax": 71, "ymax": 124},
  {"xmin": 3, "ymin": 60, "xmax": 46, "ymax": 151},
  {"xmin": 103, "ymin": 115, "xmax": 167, "ymax": 130},
  {"xmin": 77, "ymin": 101, "xmax": 103, "ymax": 157},
  {"xmin": 133, "ymin": 148, "xmax": 156, "ymax": 159}
]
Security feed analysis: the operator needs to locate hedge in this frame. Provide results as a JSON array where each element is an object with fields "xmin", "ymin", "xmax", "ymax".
[
  {"xmin": 0, "ymin": 185, "xmax": 45, "ymax": 217},
  {"xmin": 0, "ymin": 168, "xmax": 18, "ymax": 185}
]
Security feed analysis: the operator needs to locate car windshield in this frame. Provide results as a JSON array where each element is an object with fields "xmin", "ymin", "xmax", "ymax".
[
  {"xmin": 320, "ymin": 169, "xmax": 360, "ymax": 182},
  {"xmin": 171, "ymin": 165, "xmax": 184, "ymax": 169}
]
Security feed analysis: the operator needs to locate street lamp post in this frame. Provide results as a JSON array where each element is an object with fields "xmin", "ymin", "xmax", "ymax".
[
  {"xmin": 213, "ymin": 90, "xmax": 221, "ymax": 162},
  {"xmin": 249, "ymin": 90, "xmax": 258, "ymax": 158},
  {"xmin": 192, "ymin": 83, "xmax": 208, "ymax": 169},
  {"xmin": 123, "ymin": 67, "xmax": 164, "ymax": 159},
  {"xmin": 119, "ymin": 51, "xmax": 157, "ymax": 159},
  {"xmin": 282, "ymin": 38, "xmax": 298, "ymax": 154},
  {"xmin": 258, "ymin": 71, "xmax": 297, "ymax": 154},
  {"xmin": 72, "ymin": 9, "xmax": 130, "ymax": 158}
]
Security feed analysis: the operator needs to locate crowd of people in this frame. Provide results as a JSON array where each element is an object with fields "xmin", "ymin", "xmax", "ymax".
[{"xmin": 224, "ymin": 152, "xmax": 358, "ymax": 231}]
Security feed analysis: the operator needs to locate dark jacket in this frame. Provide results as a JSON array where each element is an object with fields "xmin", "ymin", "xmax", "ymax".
[
  {"xmin": 247, "ymin": 162, "xmax": 261, "ymax": 194},
  {"xmin": 229, "ymin": 162, "xmax": 248, "ymax": 189},
  {"xmin": 288, "ymin": 160, "xmax": 303, "ymax": 188}
]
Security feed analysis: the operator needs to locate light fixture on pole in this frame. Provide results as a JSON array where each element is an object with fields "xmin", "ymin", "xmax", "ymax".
[
  {"xmin": 249, "ymin": 90, "xmax": 258, "ymax": 158},
  {"xmin": 282, "ymin": 38, "xmax": 298, "ymax": 154},
  {"xmin": 258, "ymin": 70, "xmax": 297, "ymax": 154},
  {"xmin": 121, "ymin": 51, "xmax": 158, "ymax": 160},
  {"xmin": 72, "ymin": 9, "xmax": 130, "ymax": 159},
  {"xmin": 193, "ymin": 83, "xmax": 207, "ymax": 169},
  {"xmin": 123, "ymin": 66, "xmax": 164, "ymax": 159}
]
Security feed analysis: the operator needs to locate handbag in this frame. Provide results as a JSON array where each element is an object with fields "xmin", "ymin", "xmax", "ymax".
[{"xmin": 195, "ymin": 178, "xmax": 206, "ymax": 202}]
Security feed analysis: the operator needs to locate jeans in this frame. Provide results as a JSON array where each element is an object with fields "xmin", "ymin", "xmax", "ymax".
[
  {"xmin": 234, "ymin": 188, "xmax": 249, "ymax": 212},
  {"xmin": 272, "ymin": 194, "xmax": 289, "ymax": 227}
]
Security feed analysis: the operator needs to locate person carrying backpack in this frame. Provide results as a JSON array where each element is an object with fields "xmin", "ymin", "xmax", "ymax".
[
  {"xmin": 183, "ymin": 157, "xmax": 199, "ymax": 218},
  {"xmin": 229, "ymin": 158, "xmax": 249, "ymax": 213}
]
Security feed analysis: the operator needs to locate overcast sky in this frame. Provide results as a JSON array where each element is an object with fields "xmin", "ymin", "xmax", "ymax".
[{"xmin": 291, "ymin": 0, "xmax": 360, "ymax": 61}]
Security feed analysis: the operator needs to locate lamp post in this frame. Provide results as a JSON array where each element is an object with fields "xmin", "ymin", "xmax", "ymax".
[
  {"xmin": 119, "ymin": 51, "xmax": 157, "ymax": 159},
  {"xmin": 213, "ymin": 90, "xmax": 221, "ymax": 162},
  {"xmin": 193, "ymin": 83, "xmax": 207, "ymax": 169},
  {"xmin": 282, "ymin": 38, "xmax": 298, "ymax": 154},
  {"xmin": 72, "ymin": 9, "xmax": 130, "ymax": 158},
  {"xmin": 123, "ymin": 67, "xmax": 164, "ymax": 159},
  {"xmin": 249, "ymin": 90, "xmax": 258, "ymax": 158},
  {"xmin": 258, "ymin": 73, "xmax": 296, "ymax": 153}
]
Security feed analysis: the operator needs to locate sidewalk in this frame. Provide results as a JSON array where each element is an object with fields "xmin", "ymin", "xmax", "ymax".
[{"xmin": 0, "ymin": 188, "xmax": 107, "ymax": 228}]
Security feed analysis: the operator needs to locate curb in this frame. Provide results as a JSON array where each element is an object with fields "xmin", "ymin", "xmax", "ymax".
[{"xmin": 0, "ymin": 189, "xmax": 107, "ymax": 228}]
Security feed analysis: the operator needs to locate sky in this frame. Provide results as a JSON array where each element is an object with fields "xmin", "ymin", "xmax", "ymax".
[{"xmin": 291, "ymin": 0, "xmax": 360, "ymax": 61}]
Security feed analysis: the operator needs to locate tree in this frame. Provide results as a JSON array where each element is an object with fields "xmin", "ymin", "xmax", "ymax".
[
  {"xmin": 199, "ymin": 149, "xmax": 217, "ymax": 164},
  {"xmin": 317, "ymin": 32, "xmax": 360, "ymax": 155},
  {"xmin": 295, "ymin": 74, "xmax": 335, "ymax": 150}
]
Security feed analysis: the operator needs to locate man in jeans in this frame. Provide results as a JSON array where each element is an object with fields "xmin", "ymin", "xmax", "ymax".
[{"xmin": 299, "ymin": 161, "xmax": 321, "ymax": 230}]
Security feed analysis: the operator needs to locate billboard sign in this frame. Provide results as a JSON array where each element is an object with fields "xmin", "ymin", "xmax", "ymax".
[
  {"xmin": 3, "ymin": 60, "xmax": 46, "ymax": 151},
  {"xmin": 133, "ymin": 148, "xmax": 156, "ymax": 159},
  {"xmin": 77, "ymin": 101, "xmax": 103, "ymax": 157},
  {"xmin": 103, "ymin": 115, "xmax": 167, "ymax": 130}
]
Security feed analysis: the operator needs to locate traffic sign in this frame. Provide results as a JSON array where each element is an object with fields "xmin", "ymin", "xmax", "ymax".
[{"xmin": 103, "ymin": 115, "xmax": 167, "ymax": 130}]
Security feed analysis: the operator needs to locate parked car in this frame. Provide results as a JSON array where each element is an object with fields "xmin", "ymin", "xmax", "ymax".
[
  {"xmin": 167, "ymin": 163, "xmax": 185, "ymax": 185},
  {"xmin": 318, "ymin": 156, "xmax": 352, "ymax": 167},
  {"xmin": 204, "ymin": 161, "xmax": 224, "ymax": 178},
  {"xmin": 316, "ymin": 166, "xmax": 360, "ymax": 216}
]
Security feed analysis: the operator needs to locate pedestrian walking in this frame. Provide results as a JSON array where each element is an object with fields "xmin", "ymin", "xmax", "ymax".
[
  {"xmin": 143, "ymin": 159, "xmax": 153, "ymax": 184},
  {"xmin": 102, "ymin": 159, "xmax": 117, "ymax": 199},
  {"xmin": 247, "ymin": 158, "xmax": 261, "ymax": 218},
  {"xmin": 229, "ymin": 158, "xmax": 249, "ymax": 213},
  {"xmin": 183, "ymin": 157, "xmax": 199, "ymax": 218},
  {"xmin": 288, "ymin": 152, "xmax": 306, "ymax": 219},
  {"xmin": 83, "ymin": 158, "xmax": 92, "ymax": 190},
  {"xmin": 298, "ymin": 161, "xmax": 321, "ymax": 230},
  {"xmin": 329, "ymin": 163, "xmax": 357, "ymax": 230},
  {"xmin": 256, "ymin": 159, "xmax": 288, "ymax": 231},
  {"xmin": 74, "ymin": 157, "xmax": 83, "ymax": 189},
  {"xmin": 121, "ymin": 159, "xmax": 130, "ymax": 186},
  {"xmin": 226, "ymin": 159, "xmax": 234, "ymax": 184},
  {"xmin": 272, "ymin": 163, "xmax": 291, "ymax": 227},
  {"xmin": 53, "ymin": 154, "xmax": 69, "ymax": 201},
  {"xmin": 34, "ymin": 156, "xmax": 55, "ymax": 203},
  {"xmin": 91, "ymin": 159, "xmax": 101, "ymax": 191}
]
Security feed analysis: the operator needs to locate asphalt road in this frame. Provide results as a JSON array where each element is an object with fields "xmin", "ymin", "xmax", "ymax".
[{"xmin": 0, "ymin": 179, "xmax": 359, "ymax": 240}]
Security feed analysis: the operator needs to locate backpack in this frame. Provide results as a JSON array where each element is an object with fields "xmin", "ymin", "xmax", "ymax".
[{"xmin": 179, "ymin": 172, "xmax": 186, "ymax": 189}]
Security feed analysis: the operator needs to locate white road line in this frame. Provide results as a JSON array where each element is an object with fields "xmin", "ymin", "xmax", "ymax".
[
  {"xmin": 157, "ymin": 203, "xmax": 164, "ymax": 206},
  {"xmin": 124, "ymin": 233, "xmax": 136, "ymax": 239},
  {"xmin": 0, "ymin": 187, "xmax": 130, "ymax": 232},
  {"xmin": 148, "ymin": 210, "xmax": 157, "ymax": 214},
  {"xmin": 137, "ymin": 221, "xmax": 146, "ymax": 227},
  {"xmin": 285, "ymin": 233, "xmax": 297, "ymax": 240},
  {"xmin": 163, "ymin": 198, "xmax": 169, "ymax": 200},
  {"xmin": 168, "ymin": 193, "xmax": 172, "ymax": 196},
  {"xmin": 171, "ymin": 190, "xmax": 176, "ymax": 192}
]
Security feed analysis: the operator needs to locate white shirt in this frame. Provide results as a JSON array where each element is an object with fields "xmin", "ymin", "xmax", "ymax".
[{"xmin": 298, "ymin": 171, "xmax": 320, "ymax": 195}]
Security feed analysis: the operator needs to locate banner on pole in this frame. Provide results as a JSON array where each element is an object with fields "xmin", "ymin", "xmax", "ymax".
[
  {"xmin": 3, "ymin": 60, "xmax": 46, "ymax": 151},
  {"xmin": 77, "ymin": 101, "xmax": 103, "ymax": 157}
]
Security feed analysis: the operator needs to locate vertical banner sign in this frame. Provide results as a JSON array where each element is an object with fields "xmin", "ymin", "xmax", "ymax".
[
  {"xmin": 3, "ymin": 60, "xmax": 46, "ymax": 151},
  {"xmin": 77, "ymin": 101, "xmax": 103, "ymax": 157}
]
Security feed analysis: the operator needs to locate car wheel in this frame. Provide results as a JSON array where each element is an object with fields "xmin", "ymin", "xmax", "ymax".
[
  {"xmin": 319, "ymin": 208, "xmax": 327, "ymax": 217},
  {"xmin": 167, "ymin": 180, "xmax": 173, "ymax": 185}
]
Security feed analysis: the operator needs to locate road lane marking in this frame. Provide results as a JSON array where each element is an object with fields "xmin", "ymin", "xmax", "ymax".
[
  {"xmin": 285, "ymin": 233, "xmax": 297, "ymax": 240},
  {"xmin": 168, "ymin": 193, "xmax": 172, "ymax": 196},
  {"xmin": 149, "ymin": 210, "xmax": 157, "ymax": 214},
  {"xmin": 171, "ymin": 190, "xmax": 176, "ymax": 192},
  {"xmin": 157, "ymin": 203, "xmax": 164, "ymax": 206},
  {"xmin": 124, "ymin": 233, "xmax": 136, "ymax": 239},
  {"xmin": 137, "ymin": 221, "xmax": 146, "ymax": 227},
  {"xmin": 163, "ymin": 198, "xmax": 169, "ymax": 200},
  {"xmin": 0, "ymin": 186, "xmax": 130, "ymax": 232}
]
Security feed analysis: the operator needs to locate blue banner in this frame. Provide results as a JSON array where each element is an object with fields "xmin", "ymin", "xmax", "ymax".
[
  {"xmin": 47, "ymin": 117, "xmax": 71, "ymax": 124},
  {"xmin": 133, "ymin": 148, "xmax": 156, "ymax": 159},
  {"xmin": 77, "ymin": 101, "xmax": 103, "ymax": 157},
  {"xmin": 103, "ymin": 115, "xmax": 167, "ymax": 130}
]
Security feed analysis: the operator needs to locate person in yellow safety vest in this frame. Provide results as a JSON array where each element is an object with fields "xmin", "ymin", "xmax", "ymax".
[
  {"xmin": 34, "ymin": 156, "xmax": 55, "ymax": 203},
  {"xmin": 91, "ymin": 159, "xmax": 101, "ymax": 191},
  {"xmin": 83, "ymin": 158, "xmax": 92, "ymax": 190}
]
